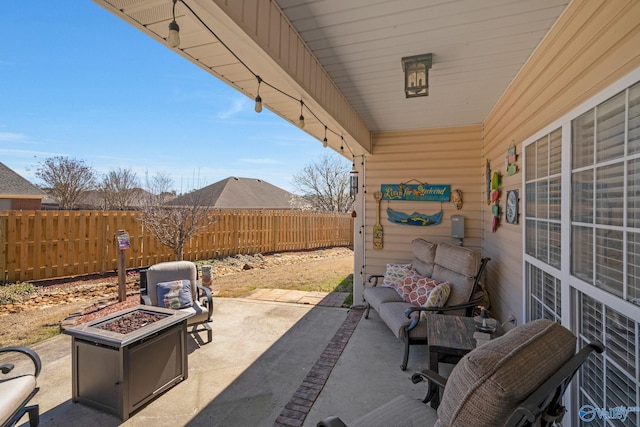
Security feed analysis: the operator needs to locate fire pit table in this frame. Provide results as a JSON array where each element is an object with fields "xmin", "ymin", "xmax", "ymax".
[{"xmin": 63, "ymin": 305, "xmax": 193, "ymax": 421}]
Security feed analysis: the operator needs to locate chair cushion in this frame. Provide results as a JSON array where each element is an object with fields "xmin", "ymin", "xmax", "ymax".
[
  {"xmin": 0, "ymin": 375, "xmax": 37, "ymax": 426},
  {"xmin": 348, "ymin": 394, "xmax": 439, "ymax": 427},
  {"xmin": 364, "ymin": 286, "xmax": 404, "ymax": 313},
  {"xmin": 435, "ymin": 319, "xmax": 576, "ymax": 427},
  {"xmin": 157, "ymin": 280, "xmax": 193, "ymax": 309},
  {"xmin": 146, "ymin": 261, "xmax": 198, "ymax": 306}
]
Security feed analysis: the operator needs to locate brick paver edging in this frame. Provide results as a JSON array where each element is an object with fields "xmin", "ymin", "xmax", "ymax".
[{"xmin": 274, "ymin": 307, "xmax": 365, "ymax": 427}]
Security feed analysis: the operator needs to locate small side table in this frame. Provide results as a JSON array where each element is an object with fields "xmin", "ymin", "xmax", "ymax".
[{"xmin": 426, "ymin": 314, "xmax": 503, "ymax": 407}]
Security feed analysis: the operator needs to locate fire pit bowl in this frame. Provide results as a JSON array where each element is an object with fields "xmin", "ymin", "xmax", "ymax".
[{"xmin": 64, "ymin": 305, "xmax": 193, "ymax": 420}]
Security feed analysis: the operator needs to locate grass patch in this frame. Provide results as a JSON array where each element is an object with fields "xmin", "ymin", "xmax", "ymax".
[{"xmin": 0, "ymin": 282, "xmax": 36, "ymax": 305}]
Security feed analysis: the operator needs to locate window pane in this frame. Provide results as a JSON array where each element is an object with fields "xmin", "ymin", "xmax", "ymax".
[
  {"xmin": 537, "ymin": 136, "xmax": 549, "ymax": 178},
  {"xmin": 536, "ymin": 181, "xmax": 549, "ymax": 219},
  {"xmin": 526, "ymin": 143, "xmax": 536, "ymax": 181},
  {"xmin": 572, "ymin": 169, "xmax": 593, "ymax": 223},
  {"xmin": 549, "ymin": 128, "xmax": 562, "ymax": 175},
  {"xmin": 629, "ymin": 82, "xmax": 640, "ymax": 155},
  {"xmin": 549, "ymin": 223, "xmax": 561, "ymax": 268},
  {"xmin": 573, "ymin": 110, "xmax": 595, "ymax": 169},
  {"xmin": 629, "ymin": 158, "xmax": 640, "ymax": 228},
  {"xmin": 537, "ymin": 222, "xmax": 548, "ymax": 264},
  {"xmin": 596, "ymin": 162, "xmax": 624, "ymax": 227},
  {"xmin": 628, "ymin": 232, "xmax": 640, "ymax": 306},
  {"xmin": 596, "ymin": 91, "xmax": 626, "ymax": 162},
  {"xmin": 549, "ymin": 177, "xmax": 561, "ymax": 220},
  {"xmin": 605, "ymin": 308, "xmax": 636, "ymax": 378},
  {"xmin": 526, "ymin": 220, "xmax": 536, "ymax": 256},
  {"xmin": 572, "ymin": 225, "xmax": 593, "ymax": 284},
  {"xmin": 526, "ymin": 182, "xmax": 536, "ymax": 217},
  {"xmin": 595, "ymin": 229, "xmax": 623, "ymax": 297}
]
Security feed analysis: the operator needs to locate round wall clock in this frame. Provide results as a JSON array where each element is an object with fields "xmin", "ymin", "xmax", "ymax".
[{"xmin": 506, "ymin": 190, "xmax": 519, "ymax": 224}]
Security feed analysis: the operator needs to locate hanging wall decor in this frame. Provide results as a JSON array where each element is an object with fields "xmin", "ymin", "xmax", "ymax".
[
  {"xmin": 505, "ymin": 189, "xmax": 519, "ymax": 224},
  {"xmin": 387, "ymin": 208, "xmax": 443, "ymax": 226},
  {"xmin": 505, "ymin": 144, "xmax": 519, "ymax": 176},
  {"xmin": 490, "ymin": 172, "xmax": 501, "ymax": 232},
  {"xmin": 486, "ymin": 160, "xmax": 492, "ymax": 205},
  {"xmin": 381, "ymin": 183, "xmax": 450, "ymax": 201}
]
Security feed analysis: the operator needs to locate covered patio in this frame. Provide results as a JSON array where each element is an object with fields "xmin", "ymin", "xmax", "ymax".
[
  {"xmin": 20, "ymin": 297, "xmax": 433, "ymax": 427},
  {"xmin": 53, "ymin": 0, "xmax": 640, "ymax": 424}
]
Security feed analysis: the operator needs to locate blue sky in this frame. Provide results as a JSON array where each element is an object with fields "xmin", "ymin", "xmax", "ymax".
[{"xmin": 0, "ymin": 2, "xmax": 342, "ymax": 193}]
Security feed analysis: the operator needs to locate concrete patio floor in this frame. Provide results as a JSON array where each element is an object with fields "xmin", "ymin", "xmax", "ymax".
[{"xmin": 16, "ymin": 295, "xmax": 434, "ymax": 427}]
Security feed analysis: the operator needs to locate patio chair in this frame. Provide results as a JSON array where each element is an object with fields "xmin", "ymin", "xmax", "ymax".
[
  {"xmin": 0, "ymin": 346, "xmax": 42, "ymax": 427},
  {"xmin": 140, "ymin": 260, "xmax": 213, "ymax": 344},
  {"xmin": 317, "ymin": 319, "xmax": 604, "ymax": 427}
]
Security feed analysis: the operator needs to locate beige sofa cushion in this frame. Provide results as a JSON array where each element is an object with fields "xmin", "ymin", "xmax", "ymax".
[
  {"xmin": 411, "ymin": 238, "xmax": 437, "ymax": 277},
  {"xmin": 435, "ymin": 319, "xmax": 576, "ymax": 427}
]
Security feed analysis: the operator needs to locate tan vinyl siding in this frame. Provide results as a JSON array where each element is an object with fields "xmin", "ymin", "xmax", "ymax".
[
  {"xmin": 364, "ymin": 126, "xmax": 483, "ymax": 280},
  {"xmin": 483, "ymin": 0, "xmax": 640, "ymax": 323},
  {"xmin": 212, "ymin": 0, "xmax": 371, "ymax": 152}
]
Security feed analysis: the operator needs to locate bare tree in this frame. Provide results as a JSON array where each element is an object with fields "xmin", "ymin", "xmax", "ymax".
[
  {"xmin": 138, "ymin": 173, "xmax": 211, "ymax": 261},
  {"xmin": 35, "ymin": 156, "xmax": 97, "ymax": 209},
  {"xmin": 100, "ymin": 167, "xmax": 140, "ymax": 210},
  {"xmin": 292, "ymin": 153, "xmax": 352, "ymax": 212}
]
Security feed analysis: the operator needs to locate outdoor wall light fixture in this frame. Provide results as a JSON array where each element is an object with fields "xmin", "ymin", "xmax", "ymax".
[
  {"xmin": 298, "ymin": 100, "xmax": 305, "ymax": 129},
  {"xmin": 168, "ymin": 0, "xmax": 180, "ymax": 48},
  {"xmin": 401, "ymin": 53, "xmax": 432, "ymax": 98}
]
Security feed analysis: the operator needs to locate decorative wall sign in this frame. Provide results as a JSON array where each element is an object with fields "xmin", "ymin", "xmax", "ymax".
[
  {"xmin": 486, "ymin": 160, "xmax": 491, "ymax": 205},
  {"xmin": 387, "ymin": 208, "xmax": 443, "ymax": 226},
  {"xmin": 490, "ymin": 172, "xmax": 501, "ymax": 232},
  {"xmin": 505, "ymin": 144, "xmax": 519, "ymax": 175},
  {"xmin": 506, "ymin": 190, "xmax": 519, "ymax": 224},
  {"xmin": 381, "ymin": 184, "xmax": 450, "ymax": 201}
]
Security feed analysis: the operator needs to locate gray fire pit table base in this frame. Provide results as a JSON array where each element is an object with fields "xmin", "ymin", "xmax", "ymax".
[{"xmin": 64, "ymin": 306, "xmax": 192, "ymax": 421}]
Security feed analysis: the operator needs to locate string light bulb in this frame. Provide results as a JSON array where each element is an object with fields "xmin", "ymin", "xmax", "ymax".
[
  {"xmin": 323, "ymin": 126, "xmax": 328, "ymax": 147},
  {"xmin": 298, "ymin": 100, "xmax": 305, "ymax": 129},
  {"xmin": 168, "ymin": 0, "xmax": 180, "ymax": 48},
  {"xmin": 254, "ymin": 76, "xmax": 263, "ymax": 113},
  {"xmin": 340, "ymin": 136, "xmax": 345, "ymax": 152}
]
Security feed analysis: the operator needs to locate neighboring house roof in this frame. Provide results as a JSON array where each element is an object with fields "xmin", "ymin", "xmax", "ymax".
[
  {"xmin": 0, "ymin": 162, "xmax": 46, "ymax": 198},
  {"xmin": 167, "ymin": 177, "xmax": 297, "ymax": 209}
]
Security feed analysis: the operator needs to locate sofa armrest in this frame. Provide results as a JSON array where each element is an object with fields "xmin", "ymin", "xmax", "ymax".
[
  {"xmin": 197, "ymin": 284, "xmax": 214, "ymax": 321},
  {"xmin": 404, "ymin": 298, "xmax": 482, "ymax": 331},
  {"xmin": 367, "ymin": 275, "xmax": 384, "ymax": 287},
  {"xmin": 0, "ymin": 346, "xmax": 41, "ymax": 378}
]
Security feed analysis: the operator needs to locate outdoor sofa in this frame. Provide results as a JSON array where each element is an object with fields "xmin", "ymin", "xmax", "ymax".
[{"xmin": 364, "ymin": 238, "xmax": 489, "ymax": 370}]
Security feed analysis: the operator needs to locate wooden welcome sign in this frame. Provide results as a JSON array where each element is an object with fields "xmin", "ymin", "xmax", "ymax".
[{"xmin": 381, "ymin": 184, "xmax": 451, "ymax": 202}]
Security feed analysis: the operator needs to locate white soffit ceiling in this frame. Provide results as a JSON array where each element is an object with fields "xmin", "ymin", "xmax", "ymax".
[
  {"xmin": 93, "ymin": 0, "xmax": 570, "ymax": 141},
  {"xmin": 275, "ymin": 0, "xmax": 570, "ymax": 132}
]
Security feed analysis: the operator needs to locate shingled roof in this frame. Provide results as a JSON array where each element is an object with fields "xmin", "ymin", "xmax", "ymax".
[
  {"xmin": 166, "ymin": 177, "xmax": 297, "ymax": 209},
  {"xmin": 0, "ymin": 162, "xmax": 46, "ymax": 197}
]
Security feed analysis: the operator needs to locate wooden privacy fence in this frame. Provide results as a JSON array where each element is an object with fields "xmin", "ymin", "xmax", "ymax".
[{"xmin": 0, "ymin": 209, "xmax": 353, "ymax": 283}]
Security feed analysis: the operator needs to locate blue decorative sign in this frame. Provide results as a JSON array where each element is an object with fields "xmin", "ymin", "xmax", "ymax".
[{"xmin": 381, "ymin": 184, "xmax": 451, "ymax": 202}]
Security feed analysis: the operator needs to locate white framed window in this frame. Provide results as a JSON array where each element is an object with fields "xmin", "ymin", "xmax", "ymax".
[{"xmin": 524, "ymin": 73, "xmax": 640, "ymax": 425}]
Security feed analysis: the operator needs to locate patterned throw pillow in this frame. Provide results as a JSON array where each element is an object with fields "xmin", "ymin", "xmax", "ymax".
[
  {"xmin": 382, "ymin": 263, "xmax": 412, "ymax": 290},
  {"xmin": 157, "ymin": 280, "xmax": 193, "ymax": 309},
  {"xmin": 420, "ymin": 282, "xmax": 451, "ymax": 319},
  {"xmin": 401, "ymin": 269, "xmax": 442, "ymax": 306}
]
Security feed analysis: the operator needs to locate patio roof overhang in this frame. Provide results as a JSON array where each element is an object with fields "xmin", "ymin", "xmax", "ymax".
[{"xmin": 92, "ymin": 0, "xmax": 569, "ymax": 157}]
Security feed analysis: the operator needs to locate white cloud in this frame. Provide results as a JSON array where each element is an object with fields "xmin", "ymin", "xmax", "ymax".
[
  {"xmin": 217, "ymin": 98, "xmax": 248, "ymax": 119},
  {"xmin": 0, "ymin": 132, "xmax": 27, "ymax": 142}
]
